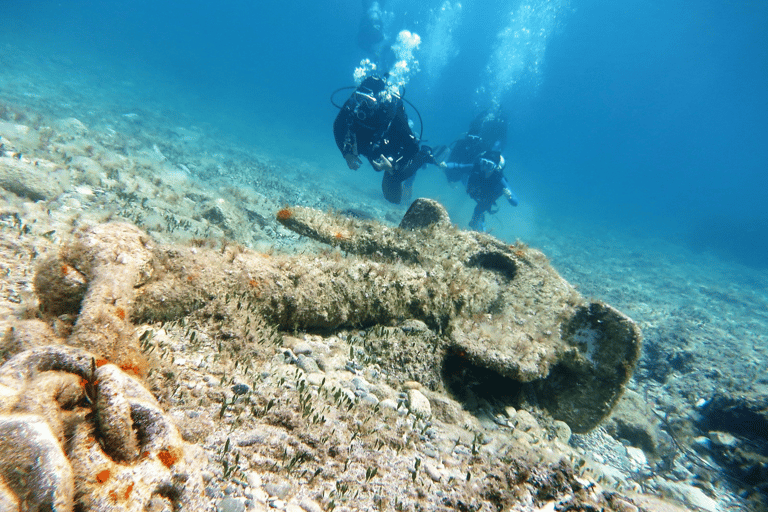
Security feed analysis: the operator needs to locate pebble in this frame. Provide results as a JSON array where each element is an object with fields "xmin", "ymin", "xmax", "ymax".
[
  {"xmin": 305, "ymin": 372, "xmax": 325, "ymax": 386},
  {"xmin": 298, "ymin": 499, "xmax": 324, "ymax": 512},
  {"xmin": 625, "ymin": 446, "xmax": 647, "ymax": 467},
  {"xmin": 692, "ymin": 436, "xmax": 712, "ymax": 450},
  {"xmin": 708, "ymin": 430, "xmax": 738, "ymax": 448},
  {"xmin": 422, "ymin": 442, "xmax": 439, "ymax": 459},
  {"xmin": 551, "ymin": 420, "xmax": 571, "ymax": 444},
  {"xmin": 292, "ymin": 343, "xmax": 314, "ymax": 356},
  {"xmin": 245, "ymin": 471, "xmax": 262, "ymax": 489},
  {"xmin": 251, "ymin": 487, "xmax": 270, "ymax": 504},
  {"xmin": 282, "ymin": 349, "xmax": 298, "ymax": 364},
  {"xmin": 264, "ymin": 482, "xmax": 291, "ymax": 500},
  {"xmin": 296, "ymin": 354, "xmax": 319, "ymax": 373},
  {"xmin": 232, "ymin": 383, "xmax": 250, "ymax": 395},
  {"xmin": 653, "ymin": 479, "xmax": 719, "ymax": 512},
  {"xmin": 424, "ymin": 462, "xmax": 443, "ymax": 482},
  {"xmin": 219, "ymin": 497, "xmax": 246, "ymax": 512},
  {"xmin": 407, "ymin": 389, "xmax": 432, "ymax": 418},
  {"xmin": 379, "ymin": 398, "xmax": 398, "ymax": 410},
  {"xmin": 513, "ymin": 410, "xmax": 539, "ymax": 432},
  {"xmin": 207, "ymin": 485, "xmax": 224, "ymax": 499},
  {"xmin": 351, "ymin": 376, "xmax": 370, "ymax": 392}
]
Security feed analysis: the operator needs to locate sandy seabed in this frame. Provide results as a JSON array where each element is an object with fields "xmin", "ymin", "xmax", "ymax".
[{"xmin": 1, "ymin": 43, "xmax": 767, "ymax": 511}]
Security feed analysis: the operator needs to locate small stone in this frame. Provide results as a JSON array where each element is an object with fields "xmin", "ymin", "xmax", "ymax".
[
  {"xmin": 305, "ymin": 372, "xmax": 325, "ymax": 386},
  {"xmin": 232, "ymin": 383, "xmax": 250, "ymax": 395},
  {"xmin": 282, "ymin": 349, "xmax": 298, "ymax": 364},
  {"xmin": 400, "ymin": 319, "xmax": 428, "ymax": 332},
  {"xmin": 245, "ymin": 471, "xmax": 263, "ymax": 489},
  {"xmin": 296, "ymin": 354, "xmax": 320, "ymax": 373},
  {"xmin": 351, "ymin": 376, "xmax": 370, "ymax": 392},
  {"xmin": 219, "ymin": 497, "xmax": 247, "ymax": 512},
  {"xmin": 264, "ymin": 481, "xmax": 291, "ymax": 500},
  {"xmin": 251, "ymin": 487, "xmax": 270, "ymax": 504},
  {"xmin": 407, "ymin": 389, "xmax": 432, "ymax": 418},
  {"xmin": 422, "ymin": 443, "xmax": 439, "ymax": 459},
  {"xmin": 379, "ymin": 398, "xmax": 398, "ymax": 410},
  {"xmin": 708, "ymin": 431, "xmax": 738, "ymax": 448},
  {"xmin": 692, "ymin": 436, "xmax": 712, "ymax": 450},
  {"xmin": 206, "ymin": 485, "xmax": 224, "ymax": 499},
  {"xmin": 551, "ymin": 420, "xmax": 571, "ymax": 444},
  {"xmin": 513, "ymin": 410, "xmax": 539, "ymax": 432},
  {"xmin": 298, "ymin": 498, "xmax": 324, "ymax": 512},
  {"xmin": 292, "ymin": 343, "xmax": 313, "ymax": 355},
  {"xmin": 625, "ymin": 446, "xmax": 647, "ymax": 467},
  {"xmin": 424, "ymin": 463, "xmax": 442, "ymax": 482}
]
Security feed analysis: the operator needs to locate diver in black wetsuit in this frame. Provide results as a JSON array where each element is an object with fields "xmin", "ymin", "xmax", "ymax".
[
  {"xmin": 333, "ymin": 75, "xmax": 438, "ymax": 204},
  {"xmin": 443, "ymin": 108, "xmax": 509, "ymax": 186},
  {"xmin": 464, "ymin": 151, "xmax": 519, "ymax": 232}
]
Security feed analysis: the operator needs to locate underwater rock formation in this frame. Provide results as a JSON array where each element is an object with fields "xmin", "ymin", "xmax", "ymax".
[
  {"xmin": 697, "ymin": 393, "xmax": 768, "ymax": 501},
  {"xmin": 0, "ymin": 345, "xmax": 207, "ymax": 511},
  {"xmin": 0, "ymin": 154, "xmax": 68, "ymax": 201},
  {"xmin": 33, "ymin": 199, "xmax": 640, "ymax": 433}
]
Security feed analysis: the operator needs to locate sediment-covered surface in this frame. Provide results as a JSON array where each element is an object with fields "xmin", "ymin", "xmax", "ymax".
[{"xmin": 1, "ymin": 50, "xmax": 766, "ymax": 511}]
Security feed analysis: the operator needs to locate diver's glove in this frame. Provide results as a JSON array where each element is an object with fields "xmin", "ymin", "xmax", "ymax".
[{"xmin": 345, "ymin": 153, "xmax": 362, "ymax": 170}]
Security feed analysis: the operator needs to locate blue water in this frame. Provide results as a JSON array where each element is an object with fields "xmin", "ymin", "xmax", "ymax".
[{"xmin": 3, "ymin": 0, "xmax": 767, "ymax": 267}]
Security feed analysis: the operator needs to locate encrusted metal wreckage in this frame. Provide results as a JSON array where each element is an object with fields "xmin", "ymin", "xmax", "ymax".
[{"xmin": 0, "ymin": 198, "xmax": 641, "ymax": 510}]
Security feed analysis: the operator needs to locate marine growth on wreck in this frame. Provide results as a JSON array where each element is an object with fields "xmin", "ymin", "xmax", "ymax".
[{"xmin": 0, "ymin": 195, "xmax": 645, "ymax": 511}]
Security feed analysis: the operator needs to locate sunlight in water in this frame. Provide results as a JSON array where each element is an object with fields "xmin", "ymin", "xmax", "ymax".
[
  {"xmin": 483, "ymin": 0, "xmax": 572, "ymax": 106},
  {"xmin": 388, "ymin": 29, "xmax": 422, "ymax": 89},
  {"xmin": 422, "ymin": 1, "xmax": 463, "ymax": 87}
]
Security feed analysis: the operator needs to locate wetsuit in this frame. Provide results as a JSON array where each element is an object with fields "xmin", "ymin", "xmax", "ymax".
[
  {"xmin": 444, "ymin": 109, "xmax": 508, "ymax": 184},
  {"xmin": 333, "ymin": 75, "xmax": 435, "ymax": 204},
  {"xmin": 465, "ymin": 151, "xmax": 519, "ymax": 231}
]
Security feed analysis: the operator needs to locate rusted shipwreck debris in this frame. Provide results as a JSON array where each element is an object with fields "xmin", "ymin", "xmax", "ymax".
[
  {"xmin": 32, "ymin": 198, "xmax": 639, "ymax": 434},
  {"xmin": 0, "ymin": 198, "xmax": 642, "ymax": 510},
  {"xmin": 274, "ymin": 198, "xmax": 642, "ymax": 433}
]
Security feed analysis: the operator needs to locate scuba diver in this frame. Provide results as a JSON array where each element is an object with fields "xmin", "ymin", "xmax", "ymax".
[
  {"xmin": 443, "ymin": 108, "xmax": 509, "ymax": 186},
  {"xmin": 464, "ymin": 150, "xmax": 519, "ymax": 232},
  {"xmin": 333, "ymin": 74, "xmax": 439, "ymax": 204}
]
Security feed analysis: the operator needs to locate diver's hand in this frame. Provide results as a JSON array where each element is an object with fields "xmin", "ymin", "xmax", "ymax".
[
  {"xmin": 372, "ymin": 154, "xmax": 394, "ymax": 174},
  {"xmin": 504, "ymin": 188, "xmax": 519, "ymax": 206},
  {"xmin": 439, "ymin": 161, "xmax": 448, "ymax": 170},
  {"xmin": 345, "ymin": 153, "xmax": 362, "ymax": 170}
]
